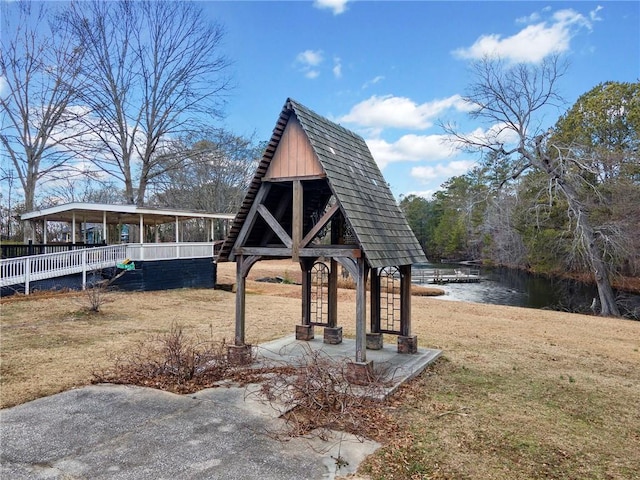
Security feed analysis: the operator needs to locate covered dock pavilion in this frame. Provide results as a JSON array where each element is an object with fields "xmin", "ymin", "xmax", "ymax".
[{"xmin": 20, "ymin": 202, "xmax": 235, "ymax": 245}]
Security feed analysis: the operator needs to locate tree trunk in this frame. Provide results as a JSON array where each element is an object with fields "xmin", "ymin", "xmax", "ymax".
[{"xmin": 557, "ymin": 181, "xmax": 620, "ymax": 317}]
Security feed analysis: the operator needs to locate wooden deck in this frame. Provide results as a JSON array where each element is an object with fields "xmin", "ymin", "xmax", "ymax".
[
  {"xmin": 1, "ymin": 243, "xmax": 218, "ymax": 295},
  {"xmin": 411, "ymin": 268, "xmax": 481, "ymax": 285}
]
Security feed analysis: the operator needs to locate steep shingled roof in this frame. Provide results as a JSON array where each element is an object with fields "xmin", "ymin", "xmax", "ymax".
[{"xmin": 219, "ymin": 98, "xmax": 427, "ymax": 269}]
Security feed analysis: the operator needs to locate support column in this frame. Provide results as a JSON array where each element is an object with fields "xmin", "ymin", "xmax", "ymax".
[
  {"xmin": 229, "ymin": 255, "xmax": 259, "ymax": 365},
  {"xmin": 292, "ymin": 180, "xmax": 302, "ymax": 262},
  {"xmin": 398, "ymin": 264, "xmax": 418, "ymax": 354},
  {"xmin": 72, "ymin": 212, "xmax": 76, "ymax": 244},
  {"xmin": 42, "ymin": 218, "xmax": 47, "ymax": 244},
  {"xmin": 297, "ymin": 258, "xmax": 314, "ymax": 340},
  {"xmin": 367, "ymin": 267, "xmax": 383, "ymax": 350},
  {"xmin": 328, "ymin": 259, "xmax": 338, "ymax": 327},
  {"xmin": 323, "ymin": 258, "xmax": 342, "ymax": 344},
  {"xmin": 103, "ymin": 211, "xmax": 107, "ymax": 244},
  {"xmin": 235, "ymin": 256, "xmax": 247, "ymax": 346},
  {"xmin": 355, "ymin": 257, "xmax": 368, "ymax": 362},
  {"xmin": 348, "ymin": 256, "xmax": 374, "ymax": 383}
]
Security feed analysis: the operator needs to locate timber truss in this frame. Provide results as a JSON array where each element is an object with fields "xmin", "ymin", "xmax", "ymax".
[{"xmin": 228, "ymin": 178, "xmax": 418, "ymax": 369}]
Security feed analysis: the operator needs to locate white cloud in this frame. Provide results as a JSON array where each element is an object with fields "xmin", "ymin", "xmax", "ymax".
[
  {"xmin": 453, "ymin": 8, "xmax": 593, "ymax": 63},
  {"xmin": 333, "ymin": 57, "xmax": 342, "ymax": 78},
  {"xmin": 456, "ymin": 123, "xmax": 521, "ymax": 150},
  {"xmin": 590, "ymin": 5, "xmax": 604, "ymax": 22},
  {"xmin": 366, "ymin": 133, "xmax": 459, "ymax": 170},
  {"xmin": 362, "ymin": 75, "xmax": 385, "ymax": 89},
  {"xmin": 296, "ymin": 49, "xmax": 323, "ymax": 66},
  {"xmin": 404, "ymin": 189, "xmax": 437, "ymax": 200},
  {"xmin": 295, "ymin": 49, "xmax": 324, "ymax": 79},
  {"xmin": 340, "ymin": 94, "xmax": 473, "ymax": 130},
  {"xmin": 411, "ymin": 160, "xmax": 477, "ymax": 182},
  {"xmin": 516, "ymin": 12, "xmax": 541, "ymax": 24},
  {"xmin": 313, "ymin": 0, "xmax": 349, "ymax": 15}
]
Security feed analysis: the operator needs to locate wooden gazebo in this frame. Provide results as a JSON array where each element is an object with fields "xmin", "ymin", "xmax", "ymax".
[{"xmin": 219, "ymin": 98, "xmax": 427, "ymax": 375}]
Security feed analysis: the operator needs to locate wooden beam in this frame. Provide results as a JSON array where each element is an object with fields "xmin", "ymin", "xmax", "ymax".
[
  {"xmin": 328, "ymin": 259, "xmax": 338, "ymax": 328},
  {"xmin": 235, "ymin": 255, "xmax": 261, "ymax": 346},
  {"xmin": 259, "ymin": 188, "xmax": 292, "ymax": 246},
  {"xmin": 400, "ymin": 264, "xmax": 412, "ymax": 337},
  {"xmin": 300, "ymin": 203, "xmax": 340, "ymax": 247},
  {"xmin": 257, "ymin": 204, "xmax": 292, "ymax": 247},
  {"xmin": 292, "ymin": 180, "xmax": 302, "ymax": 261},
  {"xmin": 300, "ymin": 259, "xmax": 314, "ymax": 326},
  {"xmin": 262, "ymin": 174, "xmax": 326, "ymax": 183},
  {"xmin": 235, "ymin": 257, "xmax": 246, "ymax": 346},
  {"xmin": 234, "ymin": 246, "xmax": 362, "ymax": 258},
  {"xmin": 355, "ymin": 257, "xmax": 368, "ymax": 362},
  {"xmin": 230, "ymin": 183, "xmax": 272, "ymax": 260},
  {"xmin": 370, "ymin": 267, "xmax": 381, "ymax": 334}
]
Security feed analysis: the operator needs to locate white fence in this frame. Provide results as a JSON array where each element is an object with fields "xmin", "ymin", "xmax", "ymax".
[
  {"xmin": 124, "ymin": 242, "xmax": 217, "ymax": 261},
  {"xmin": 1, "ymin": 242, "xmax": 217, "ymax": 295}
]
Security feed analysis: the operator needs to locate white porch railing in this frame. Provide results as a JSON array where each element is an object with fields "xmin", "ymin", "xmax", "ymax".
[
  {"xmin": 1, "ymin": 242, "xmax": 217, "ymax": 295},
  {"xmin": 124, "ymin": 242, "xmax": 217, "ymax": 261}
]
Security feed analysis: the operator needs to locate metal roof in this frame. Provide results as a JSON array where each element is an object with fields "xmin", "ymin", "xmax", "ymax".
[
  {"xmin": 20, "ymin": 202, "xmax": 235, "ymax": 225},
  {"xmin": 220, "ymin": 98, "xmax": 427, "ymax": 268}
]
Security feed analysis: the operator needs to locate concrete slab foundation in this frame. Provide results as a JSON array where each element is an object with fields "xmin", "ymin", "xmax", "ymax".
[{"xmin": 255, "ymin": 335, "xmax": 442, "ymax": 399}]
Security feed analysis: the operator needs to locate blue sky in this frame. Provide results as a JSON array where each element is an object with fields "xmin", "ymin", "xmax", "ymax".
[{"xmin": 204, "ymin": 0, "xmax": 639, "ymax": 199}]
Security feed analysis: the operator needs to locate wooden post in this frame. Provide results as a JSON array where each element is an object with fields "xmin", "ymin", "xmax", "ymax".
[
  {"xmin": 400, "ymin": 264, "xmax": 411, "ymax": 336},
  {"xmin": 297, "ymin": 258, "xmax": 314, "ymax": 340},
  {"xmin": 398, "ymin": 264, "xmax": 418, "ymax": 354},
  {"xmin": 235, "ymin": 256, "xmax": 246, "ymax": 346},
  {"xmin": 300, "ymin": 259, "xmax": 312, "ymax": 325},
  {"xmin": 328, "ymin": 258, "xmax": 338, "ymax": 328},
  {"xmin": 292, "ymin": 180, "xmax": 302, "ymax": 261},
  {"xmin": 370, "ymin": 267, "xmax": 380, "ymax": 333},
  {"xmin": 355, "ymin": 257, "xmax": 368, "ymax": 362},
  {"xmin": 367, "ymin": 266, "xmax": 383, "ymax": 350}
]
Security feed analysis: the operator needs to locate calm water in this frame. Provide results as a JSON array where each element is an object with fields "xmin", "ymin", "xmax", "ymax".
[{"xmin": 415, "ymin": 263, "xmax": 640, "ymax": 319}]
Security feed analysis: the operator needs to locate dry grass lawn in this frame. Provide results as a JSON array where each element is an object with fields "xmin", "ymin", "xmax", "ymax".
[{"xmin": 1, "ymin": 260, "xmax": 639, "ymax": 479}]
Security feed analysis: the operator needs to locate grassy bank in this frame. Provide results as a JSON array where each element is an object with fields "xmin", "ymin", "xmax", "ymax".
[{"xmin": 1, "ymin": 261, "xmax": 639, "ymax": 479}]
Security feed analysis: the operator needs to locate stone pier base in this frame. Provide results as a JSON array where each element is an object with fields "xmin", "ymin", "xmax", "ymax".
[
  {"xmin": 295, "ymin": 324, "xmax": 314, "ymax": 341},
  {"xmin": 323, "ymin": 326, "xmax": 343, "ymax": 345},
  {"xmin": 346, "ymin": 361, "xmax": 375, "ymax": 385},
  {"xmin": 366, "ymin": 333, "xmax": 383, "ymax": 350},
  {"xmin": 397, "ymin": 335, "xmax": 418, "ymax": 354},
  {"xmin": 227, "ymin": 344, "xmax": 253, "ymax": 365}
]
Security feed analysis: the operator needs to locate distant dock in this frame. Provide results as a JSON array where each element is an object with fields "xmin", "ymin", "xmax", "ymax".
[{"xmin": 412, "ymin": 268, "xmax": 481, "ymax": 285}]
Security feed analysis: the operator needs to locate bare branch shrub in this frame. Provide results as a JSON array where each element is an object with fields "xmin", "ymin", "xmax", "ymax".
[
  {"xmin": 93, "ymin": 323, "xmax": 234, "ymax": 391},
  {"xmin": 252, "ymin": 344, "xmax": 394, "ymax": 441},
  {"xmin": 93, "ymin": 323, "xmax": 295, "ymax": 393},
  {"xmin": 75, "ymin": 276, "xmax": 113, "ymax": 313}
]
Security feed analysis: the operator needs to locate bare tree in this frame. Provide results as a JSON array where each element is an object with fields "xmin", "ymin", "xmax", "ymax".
[
  {"xmin": 62, "ymin": 0, "xmax": 232, "ymax": 206},
  {"xmin": 150, "ymin": 129, "xmax": 261, "ymax": 213},
  {"xmin": 1, "ymin": 0, "xmax": 85, "ymax": 241},
  {"xmin": 447, "ymin": 56, "xmax": 620, "ymax": 316}
]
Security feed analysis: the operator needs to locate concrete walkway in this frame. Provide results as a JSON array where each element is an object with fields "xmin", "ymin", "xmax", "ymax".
[{"xmin": 0, "ymin": 337, "xmax": 441, "ymax": 480}]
